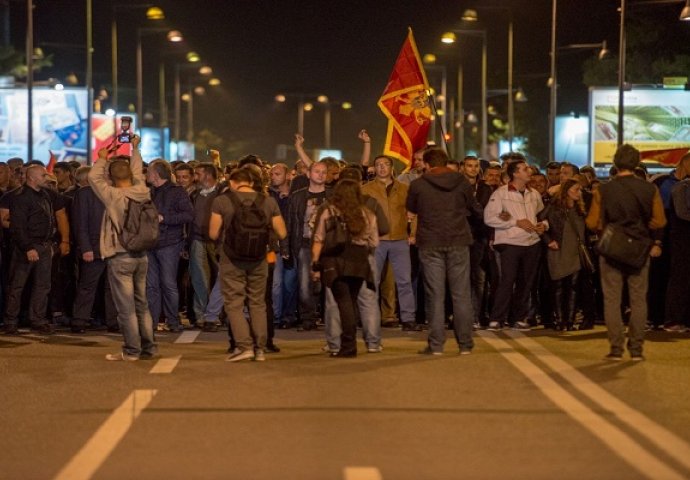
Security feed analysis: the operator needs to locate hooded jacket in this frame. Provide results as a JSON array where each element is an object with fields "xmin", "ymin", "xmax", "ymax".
[
  {"xmin": 406, "ymin": 167, "xmax": 482, "ymax": 249},
  {"xmin": 88, "ymin": 147, "xmax": 152, "ymax": 259}
]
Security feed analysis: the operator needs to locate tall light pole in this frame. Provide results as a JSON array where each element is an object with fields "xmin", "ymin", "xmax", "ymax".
[
  {"xmin": 86, "ymin": 0, "xmax": 93, "ymax": 164},
  {"xmin": 26, "ymin": 0, "xmax": 33, "ymax": 162},
  {"xmin": 442, "ymin": 29, "xmax": 488, "ymax": 159},
  {"xmin": 462, "ymin": 7, "xmax": 514, "ymax": 152},
  {"xmin": 549, "ymin": 0, "xmax": 558, "ymax": 163},
  {"xmin": 422, "ymin": 55, "xmax": 449, "ymax": 146}
]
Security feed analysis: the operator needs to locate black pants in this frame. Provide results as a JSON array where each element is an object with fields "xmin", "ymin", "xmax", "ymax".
[
  {"xmin": 4, "ymin": 244, "xmax": 53, "ymax": 327},
  {"xmin": 72, "ymin": 258, "xmax": 117, "ymax": 329},
  {"xmin": 490, "ymin": 243, "xmax": 541, "ymax": 325},
  {"xmin": 331, "ymin": 276, "xmax": 363, "ymax": 354}
]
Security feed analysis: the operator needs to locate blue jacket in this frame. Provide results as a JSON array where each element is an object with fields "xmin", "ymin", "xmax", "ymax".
[
  {"xmin": 72, "ymin": 186, "xmax": 106, "ymax": 258},
  {"xmin": 151, "ymin": 181, "xmax": 194, "ymax": 248}
]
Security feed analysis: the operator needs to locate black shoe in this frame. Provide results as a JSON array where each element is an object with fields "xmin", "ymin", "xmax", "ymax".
[
  {"xmin": 330, "ymin": 350, "xmax": 356, "ymax": 358},
  {"xmin": 265, "ymin": 343, "xmax": 281, "ymax": 353},
  {"xmin": 33, "ymin": 324, "xmax": 54, "ymax": 335},
  {"xmin": 70, "ymin": 326, "xmax": 86, "ymax": 334},
  {"xmin": 402, "ymin": 322, "xmax": 422, "ymax": 332},
  {"xmin": 605, "ymin": 352, "xmax": 623, "ymax": 361},
  {"xmin": 577, "ymin": 322, "xmax": 594, "ymax": 331},
  {"xmin": 202, "ymin": 323, "xmax": 219, "ymax": 332},
  {"xmin": 3, "ymin": 325, "xmax": 19, "ymax": 335}
]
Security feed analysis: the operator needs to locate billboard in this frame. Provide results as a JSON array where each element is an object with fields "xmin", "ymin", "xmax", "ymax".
[
  {"xmin": 91, "ymin": 113, "xmax": 137, "ymax": 161},
  {"xmin": 140, "ymin": 127, "xmax": 170, "ymax": 162},
  {"xmin": 590, "ymin": 87, "xmax": 690, "ymax": 169},
  {"xmin": 0, "ymin": 87, "xmax": 88, "ymax": 164},
  {"xmin": 555, "ymin": 116, "xmax": 589, "ymax": 168}
]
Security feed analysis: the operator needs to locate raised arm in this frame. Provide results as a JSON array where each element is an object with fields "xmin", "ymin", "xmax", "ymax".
[
  {"xmin": 358, "ymin": 129, "xmax": 371, "ymax": 166},
  {"xmin": 294, "ymin": 133, "xmax": 314, "ymax": 168}
]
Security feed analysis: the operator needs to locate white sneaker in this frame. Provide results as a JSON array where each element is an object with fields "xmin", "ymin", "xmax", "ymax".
[
  {"xmin": 254, "ymin": 349, "xmax": 266, "ymax": 362},
  {"xmin": 487, "ymin": 321, "xmax": 502, "ymax": 331},
  {"xmin": 367, "ymin": 345, "xmax": 383, "ymax": 353},
  {"xmin": 225, "ymin": 348, "xmax": 255, "ymax": 362},
  {"xmin": 105, "ymin": 352, "xmax": 138, "ymax": 362},
  {"xmin": 321, "ymin": 344, "xmax": 339, "ymax": 353}
]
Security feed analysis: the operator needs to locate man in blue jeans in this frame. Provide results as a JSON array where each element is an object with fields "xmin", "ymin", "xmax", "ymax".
[
  {"xmin": 145, "ymin": 160, "xmax": 194, "ymax": 332},
  {"xmin": 89, "ymin": 135, "xmax": 157, "ymax": 361},
  {"xmin": 406, "ymin": 148, "xmax": 483, "ymax": 355}
]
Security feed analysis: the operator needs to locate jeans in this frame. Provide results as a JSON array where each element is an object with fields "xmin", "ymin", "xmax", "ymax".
[
  {"xmin": 600, "ymin": 256, "xmax": 649, "ymax": 356},
  {"xmin": 107, "ymin": 253, "xmax": 157, "ymax": 357},
  {"xmin": 4, "ymin": 243, "xmax": 53, "ymax": 327},
  {"xmin": 147, "ymin": 241, "xmax": 184, "ymax": 329},
  {"xmin": 189, "ymin": 239, "xmax": 218, "ymax": 322},
  {"xmin": 419, "ymin": 247, "xmax": 474, "ymax": 352},
  {"xmin": 375, "ymin": 240, "xmax": 415, "ymax": 324},
  {"xmin": 272, "ymin": 254, "xmax": 298, "ymax": 323},
  {"xmin": 297, "ymin": 247, "xmax": 318, "ymax": 325},
  {"xmin": 202, "ymin": 276, "xmax": 224, "ymax": 323},
  {"xmin": 324, "ymin": 254, "xmax": 381, "ymax": 350},
  {"xmin": 220, "ymin": 257, "xmax": 268, "ymax": 350},
  {"xmin": 469, "ymin": 239, "xmax": 488, "ymax": 324},
  {"xmin": 72, "ymin": 258, "xmax": 116, "ymax": 329},
  {"xmin": 489, "ymin": 244, "xmax": 541, "ymax": 325}
]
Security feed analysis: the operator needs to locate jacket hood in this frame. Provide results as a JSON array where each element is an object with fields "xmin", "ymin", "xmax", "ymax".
[
  {"xmin": 422, "ymin": 169, "xmax": 464, "ymax": 192},
  {"xmin": 124, "ymin": 183, "xmax": 152, "ymax": 203}
]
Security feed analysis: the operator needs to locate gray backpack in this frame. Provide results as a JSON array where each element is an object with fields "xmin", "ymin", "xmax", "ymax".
[
  {"xmin": 119, "ymin": 199, "xmax": 160, "ymax": 252},
  {"xmin": 671, "ymin": 179, "xmax": 690, "ymax": 221}
]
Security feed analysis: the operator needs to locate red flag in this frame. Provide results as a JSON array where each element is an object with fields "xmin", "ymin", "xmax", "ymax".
[
  {"xmin": 46, "ymin": 150, "xmax": 58, "ymax": 173},
  {"xmin": 378, "ymin": 28, "xmax": 431, "ymax": 168},
  {"xmin": 640, "ymin": 147, "xmax": 689, "ymax": 166}
]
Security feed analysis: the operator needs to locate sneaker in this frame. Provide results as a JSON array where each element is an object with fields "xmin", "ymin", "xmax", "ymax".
[
  {"xmin": 105, "ymin": 352, "xmax": 139, "ymax": 362},
  {"xmin": 202, "ymin": 322, "xmax": 219, "ymax": 333},
  {"xmin": 321, "ymin": 344, "xmax": 339, "ymax": 353},
  {"xmin": 631, "ymin": 354, "xmax": 646, "ymax": 362},
  {"xmin": 663, "ymin": 324, "xmax": 688, "ymax": 333},
  {"xmin": 487, "ymin": 321, "xmax": 502, "ymax": 331},
  {"xmin": 402, "ymin": 322, "xmax": 422, "ymax": 332},
  {"xmin": 225, "ymin": 348, "xmax": 255, "ymax": 362},
  {"xmin": 459, "ymin": 348, "xmax": 472, "ymax": 355},
  {"xmin": 33, "ymin": 324, "xmax": 54, "ymax": 335},
  {"xmin": 472, "ymin": 321, "xmax": 481, "ymax": 331},
  {"xmin": 254, "ymin": 349, "xmax": 266, "ymax": 362},
  {"xmin": 418, "ymin": 347, "xmax": 443, "ymax": 356},
  {"xmin": 367, "ymin": 345, "xmax": 383, "ymax": 353},
  {"xmin": 512, "ymin": 321, "xmax": 531, "ymax": 331},
  {"xmin": 605, "ymin": 353, "xmax": 623, "ymax": 361}
]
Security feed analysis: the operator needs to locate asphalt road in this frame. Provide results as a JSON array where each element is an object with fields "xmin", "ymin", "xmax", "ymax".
[{"xmin": 1, "ymin": 326, "xmax": 689, "ymax": 480}]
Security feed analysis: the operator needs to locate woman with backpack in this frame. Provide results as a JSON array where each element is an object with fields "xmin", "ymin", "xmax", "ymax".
[{"xmin": 310, "ymin": 179, "xmax": 379, "ymax": 358}]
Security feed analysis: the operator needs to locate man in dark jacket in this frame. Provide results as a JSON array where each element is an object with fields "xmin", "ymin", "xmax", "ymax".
[
  {"xmin": 71, "ymin": 170, "xmax": 118, "ymax": 333},
  {"xmin": 406, "ymin": 148, "xmax": 483, "ymax": 355},
  {"xmin": 146, "ymin": 160, "xmax": 194, "ymax": 332}
]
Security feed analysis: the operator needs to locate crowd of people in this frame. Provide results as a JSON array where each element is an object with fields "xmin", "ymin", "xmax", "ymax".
[{"xmin": 1, "ymin": 130, "xmax": 688, "ymax": 362}]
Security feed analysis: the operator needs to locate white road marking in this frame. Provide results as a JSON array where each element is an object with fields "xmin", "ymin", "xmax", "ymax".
[
  {"xmin": 480, "ymin": 332, "xmax": 686, "ymax": 480},
  {"xmin": 53, "ymin": 389, "xmax": 157, "ymax": 480},
  {"xmin": 506, "ymin": 330, "xmax": 690, "ymax": 472},
  {"xmin": 149, "ymin": 355, "xmax": 181, "ymax": 374},
  {"xmin": 344, "ymin": 466, "xmax": 383, "ymax": 480},
  {"xmin": 175, "ymin": 330, "xmax": 200, "ymax": 344}
]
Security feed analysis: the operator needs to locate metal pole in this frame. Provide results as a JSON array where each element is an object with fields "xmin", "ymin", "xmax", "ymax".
[
  {"xmin": 136, "ymin": 29, "xmax": 143, "ymax": 127},
  {"xmin": 159, "ymin": 62, "xmax": 167, "ymax": 127},
  {"xmin": 457, "ymin": 64, "xmax": 464, "ymax": 159},
  {"xmin": 26, "ymin": 0, "xmax": 33, "ymax": 163},
  {"xmin": 617, "ymin": 0, "xmax": 626, "ymax": 147},
  {"xmin": 186, "ymin": 88, "xmax": 193, "ymax": 143},
  {"xmin": 449, "ymin": 97, "xmax": 456, "ymax": 158},
  {"xmin": 549, "ymin": 0, "xmax": 558, "ymax": 163},
  {"xmin": 481, "ymin": 33, "xmax": 488, "ymax": 160},
  {"xmin": 298, "ymin": 100, "xmax": 304, "ymax": 135},
  {"xmin": 111, "ymin": 15, "xmax": 117, "ymax": 112},
  {"xmin": 86, "ymin": 0, "xmax": 93, "ymax": 164},
  {"xmin": 507, "ymin": 18, "xmax": 515, "ymax": 153},
  {"xmin": 324, "ymin": 104, "xmax": 331, "ymax": 148},
  {"xmin": 440, "ymin": 66, "xmax": 448, "ymax": 143},
  {"xmin": 174, "ymin": 64, "xmax": 180, "ymax": 152}
]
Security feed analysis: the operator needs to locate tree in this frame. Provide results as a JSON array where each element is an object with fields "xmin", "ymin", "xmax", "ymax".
[{"xmin": 0, "ymin": 45, "xmax": 52, "ymax": 78}]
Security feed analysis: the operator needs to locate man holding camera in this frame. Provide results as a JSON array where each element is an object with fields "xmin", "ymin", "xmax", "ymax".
[{"xmin": 89, "ymin": 134, "xmax": 158, "ymax": 361}]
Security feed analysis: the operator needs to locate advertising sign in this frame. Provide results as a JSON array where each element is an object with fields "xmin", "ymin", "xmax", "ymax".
[
  {"xmin": 590, "ymin": 87, "xmax": 690, "ymax": 169},
  {"xmin": 0, "ymin": 87, "xmax": 88, "ymax": 164},
  {"xmin": 140, "ymin": 127, "xmax": 170, "ymax": 162},
  {"xmin": 91, "ymin": 113, "xmax": 137, "ymax": 161}
]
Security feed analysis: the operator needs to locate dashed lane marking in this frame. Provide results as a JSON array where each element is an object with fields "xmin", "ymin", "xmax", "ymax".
[
  {"xmin": 344, "ymin": 466, "xmax": 383, "ymax": 480},
  {"xmin": 480, "ymin": 332, "xmax": 686, "ymax": 480},
  {"xmin": 175, "ymin": 330, "xmax": 200, "ymax": 344},
  {"xmin": 53, "ymin": 389, "xmax": 157, "ymax": 480},
  {"xmin": 149, "ymin": 355, "xmax": 181, "ymax": 374}
]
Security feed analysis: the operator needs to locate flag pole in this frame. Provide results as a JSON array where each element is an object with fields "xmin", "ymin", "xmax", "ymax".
[{"xmin": 428, "ymin": 93, "xmax": 450, "ymax": 155}]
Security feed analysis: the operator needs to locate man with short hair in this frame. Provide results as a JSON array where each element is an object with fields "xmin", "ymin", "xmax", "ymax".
[
  {"xmin": 53, "ymin": 163, "xmax": 76, "ymax": 194},
  {"xmin": 209, "ymin": 168, "xmax": 287, "ymax": 362},
  {"xmin": 586, "ymin": 144, "xmax": 666, "ymax": 360},
  {"xmin": 145, "ymin": 160, "xmax": 194, "ymax": 332},
  {"xmin": 485, "ymin": 160, "xmax": 546, "ymax": 331},
  {"xmin": 3, "ymin": 165, "xmax": 69, "ymax": 335},
  {"xmin": 89, "ymin": 135, "xmax": 158, "ymax": 361},
  {"xmin": 173, "ymin": 163, "xmax": 196, "ymax": 194},
  {"xmin": 483, "ymin": 164, "xmax": 502, "ymax": 189},
  {"xmin": 545, "ymin": 161, "xmax": 562, "ymax": 187},
  {"xmin": 407, "ymin": 148, "xmax": 482, "ymax": 355}
]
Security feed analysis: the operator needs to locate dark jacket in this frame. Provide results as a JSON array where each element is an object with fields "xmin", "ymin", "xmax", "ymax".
[
  {"xmin": 190, "ymin": 184, "xmax": 222, "ymax": 242},
  {"xmin": 468, "ymin": 180, "xmax": 493, "ymax": 240},
  {"xmin": 151, "ymin": 181, "xmax": 194, "ymax": 248},
  {"xmin": 539, "ymin": 204, "xmax": 586, "ymax": 247},
  {"xmin": 285, "ymin": 187, "xmax": 332, "ymax": 259},
  {"xmin": 598, "ymin": 176, "xmax": 662, "ymax": 242},
  {"xmin": 72, "ymin": 186, "xmax": 105, "ymax": 258},
  {"xmin": 406, "ymin": 167, "xmax": 482, "ymax": 249}
]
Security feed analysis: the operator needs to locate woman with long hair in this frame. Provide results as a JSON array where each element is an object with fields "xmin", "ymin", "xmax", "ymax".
[
  {"xmin": 311, "ymin": 179, "xmax": 378, "ymax": 357},
  {"xmin": 539, "ymin": 178, "xmax": 587, "ymax": 331}
]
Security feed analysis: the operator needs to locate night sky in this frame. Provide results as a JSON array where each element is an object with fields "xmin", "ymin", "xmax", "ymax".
[{"xmin": 6, "ymin": 0, "xmax": 687, "ymax": 162}]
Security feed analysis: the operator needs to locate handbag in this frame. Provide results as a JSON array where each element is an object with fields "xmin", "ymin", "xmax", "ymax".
[
  {"xmin": 321, "ymin": 207, "xmax": 351, "ymax": 257},
  {"xmin": 596, "ymin": 224, "xmax": 651, "ymax": 270},
  {"xmin": 566, "ymin": 210, "xmax": 596, "ymax": 274}
]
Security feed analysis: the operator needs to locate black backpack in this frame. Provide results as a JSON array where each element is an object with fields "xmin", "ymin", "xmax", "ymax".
[
  {"xmin": 119, "ymin": 199, "xmax": 160, "ymax": 252},
  {"xmin": 223, "ymin": 191, "xmax": 271, "ymax": 262}
]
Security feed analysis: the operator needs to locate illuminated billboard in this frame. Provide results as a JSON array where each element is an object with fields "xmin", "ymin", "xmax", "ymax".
[
  {"xmin": 0, "ymin": 87, "xmax": 88, "ymax": 164},
  {"xmin": 590, "ymin": 87, "xmax": 690, "ymax": 168}
]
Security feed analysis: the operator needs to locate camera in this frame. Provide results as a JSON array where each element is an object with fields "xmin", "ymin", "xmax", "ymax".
[{"xmin": 118, "ymin": 116, "xmax": 133, "ymax": 143}]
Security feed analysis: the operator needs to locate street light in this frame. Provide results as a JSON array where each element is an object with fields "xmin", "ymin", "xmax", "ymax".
[
  {"xmin": 111, "ymin": 4, "xmax": 165, "ymax": 112},
  {"xmin": 462, "ymin": 6, "xmax": 515, "ymax": 153},
  {"xmin": 423, "ymin": 53, "xmax": 448, "ymax": 146},
  {"xmin": 441, "ymin": 28, "xmax": 488, "ymax": 159}
]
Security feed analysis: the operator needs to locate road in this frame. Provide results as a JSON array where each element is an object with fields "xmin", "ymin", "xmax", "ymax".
[{"xmin": 1, "ymin": 326, "xmax": 689, "ymax": 480}]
